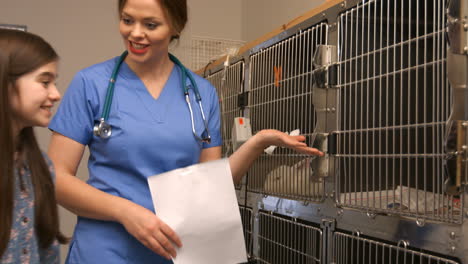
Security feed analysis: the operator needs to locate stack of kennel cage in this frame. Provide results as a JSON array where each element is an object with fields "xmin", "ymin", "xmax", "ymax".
[
  {"xmin": 205, "ymin": 60, "xmax": 246, "ymax": 192},
  {"xmin": 200, "ymin": 0, "xmax": 468, "ymax": 263}
]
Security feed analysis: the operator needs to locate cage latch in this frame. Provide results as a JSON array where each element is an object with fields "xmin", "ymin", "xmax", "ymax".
[
  {"xmin": 311, "ymin": 133, "xmax": 329, "ymax": 178},
  {"xmin": 314, "ymin": 64, "xmax": 338, "ymax": 88},
  {"xmin": 312, "ymin": 45, "xmax": 338, "ymax": 88},
  {"xmin": 447, "ymin": 0, "xmax": 468, "ymax": 55},
  {"xmin": 313, "ymin": 64, "xmax": 338, "ymax": 88},
  {"xmin": 327, "ymin": 132, "xmax": 337, "ymax": 155},
  {"xmin": 237, "ymin": 91, "xmax": 249, "ymax": 108}
]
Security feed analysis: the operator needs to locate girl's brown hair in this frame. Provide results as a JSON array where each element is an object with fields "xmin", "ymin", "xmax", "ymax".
[
  {"xmin": 0, "ymin": 28, "xmax": 67, "ymax": 258},
  {"xmin": 118, "ymin": 0, "xmax": 188, "ymax": 41}
]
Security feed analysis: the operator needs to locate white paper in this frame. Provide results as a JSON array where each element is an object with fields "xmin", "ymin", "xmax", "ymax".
[{"xmin": 148, "ymin": 159, "xmax": 247, "ymax": 264}]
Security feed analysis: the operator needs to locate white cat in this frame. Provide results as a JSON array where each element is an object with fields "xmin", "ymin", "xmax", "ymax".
[{"xmin": 263, "ymin": 158, "xmax": 324, "ymax": 197}]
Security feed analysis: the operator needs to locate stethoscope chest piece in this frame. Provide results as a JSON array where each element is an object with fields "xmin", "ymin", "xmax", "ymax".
[{"xmin": 94, "ymin": 119, "xmax": 112, "ymax": 139}]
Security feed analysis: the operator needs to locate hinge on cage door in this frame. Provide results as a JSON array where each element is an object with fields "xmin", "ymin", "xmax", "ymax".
[
  {"xmin": 312, "ymin": 45, "xmax": 338, "ymax": 88},
  {"xmin": 237, "ymin": 91, "xmax": 249, "ymax": 108},
  {"xmin": 447, "ymin": 0, "xmax": 468, "ymax": 55},
  {"xmin": 443, "ymin": 120, "xmax": 467, "ymax": 195}
]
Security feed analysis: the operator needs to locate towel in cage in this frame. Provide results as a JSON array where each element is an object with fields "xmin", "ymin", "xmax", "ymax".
[
  {"xmin": 264, "ymin": 158, "xmax": 324, "ymax": 196},
  {"xmin": 339, "ymin": 185, "xmax": 461, "ymax": 214}
]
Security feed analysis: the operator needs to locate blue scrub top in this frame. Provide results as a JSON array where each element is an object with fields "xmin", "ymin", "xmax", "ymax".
[{"xmin": 49, "ymin": 57, "xmax": 222, "ymax": 264}]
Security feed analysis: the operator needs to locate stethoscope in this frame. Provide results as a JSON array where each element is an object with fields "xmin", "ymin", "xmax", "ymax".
[{"xmin": 93, "ymin": 51, "xmax": 211, "ymax": 144}]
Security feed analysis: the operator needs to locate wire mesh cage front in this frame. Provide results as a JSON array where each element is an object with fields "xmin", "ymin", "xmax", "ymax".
[
  {"xmin": 207, "ymin": 62, "xmax": 244, "ymax": 189},
  {"xmin": 247, "ymin": 23, "xmax": 328, "ymax": 202},
  {"xmin": 257, "ymin": 211, "xmax": 323, "ymax": 264},
  {"xmin": 335, "ymin": 0, "xmax": 462, "ymax": 223},
  {"xmin": 206, "ymin": 61, "xmax": 245, "ymax": 158},
  {"xmin": 239, "ymin": 206, "xmax": 254, "ymax": 259},
  {"xmin": 333, "ymin": 231, "xmax": 460, "ymax": 264},
  {"xmin": 191, "ymin": 36, "xmax": 245, "ymax": 71}
]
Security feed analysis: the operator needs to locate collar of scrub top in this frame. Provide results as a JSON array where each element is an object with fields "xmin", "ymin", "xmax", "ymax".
[{"xmin": 93, "ymin": 50, "xmax": 211, "ymax": 144}]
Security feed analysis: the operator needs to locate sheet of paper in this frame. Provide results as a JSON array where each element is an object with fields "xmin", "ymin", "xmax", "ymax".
[{"xmin": 148, "ymin": 158, "xmax": 247, "ymax": 264}]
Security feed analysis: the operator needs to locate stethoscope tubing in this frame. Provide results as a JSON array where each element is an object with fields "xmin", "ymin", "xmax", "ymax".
[
  {"xmin": 103, "ymin": 51, "xmax": 128, "ymax": 121},
  {"xmin": 94, "ymin": 51, "xmax": 211, "ymax": 143}
]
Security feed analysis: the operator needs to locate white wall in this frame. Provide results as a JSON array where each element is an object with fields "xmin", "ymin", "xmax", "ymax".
[{"xmin": 190, "ymin": 0, "xmax": 243, "ymax": 40}]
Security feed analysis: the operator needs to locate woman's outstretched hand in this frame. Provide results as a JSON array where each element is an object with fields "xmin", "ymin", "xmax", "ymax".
[
  {"xmin": 256, "ymin": 129, "xmax": 324, "ymax": 156},
  {"xmin": 229, "ymin": 129, "xmax": 324, "ymax": 184}
]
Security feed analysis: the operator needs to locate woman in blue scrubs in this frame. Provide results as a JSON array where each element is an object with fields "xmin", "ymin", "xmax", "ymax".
[{"xmin": 48, "ymin": 0, "xmax": 323, "ymax": 263}]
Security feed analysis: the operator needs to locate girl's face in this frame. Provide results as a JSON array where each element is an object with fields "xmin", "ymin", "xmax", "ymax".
[
  {"xmin": 119, "ymin": 0, "xmax": 175, "ymax": 66},
  {"xmin": 10, "ymin": 61, "xmax": 60, "ymax": 132}
]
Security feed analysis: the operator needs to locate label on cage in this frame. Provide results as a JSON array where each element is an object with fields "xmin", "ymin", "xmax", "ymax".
[{"xmin": 232, "ymin": 117, "xmax": 252, "ymax": 151}]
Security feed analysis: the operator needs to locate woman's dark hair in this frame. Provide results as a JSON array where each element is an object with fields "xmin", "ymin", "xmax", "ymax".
[
  {"xmin": 0, "ymin": 28, "xmax": 68, "ymax": 258},
  {"xmin": 118, "ymin": 0, "xmax": 188, "ymax": 40}
]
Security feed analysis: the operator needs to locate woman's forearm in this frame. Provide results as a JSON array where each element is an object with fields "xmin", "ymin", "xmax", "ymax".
[
  {"xmin": 229, "ymin": 129, "xmax": 324, "ymax": 185},
  {"xmin": 55, "ymin": 172, "xmax": 131, "ymax": 222},
  {"xmin": 229, "ymin": 131, "xmax": 268, "ymax": 184},
  {"xmin": 48, "ymin": 132, "xmax": 133, "ymax": 223}
]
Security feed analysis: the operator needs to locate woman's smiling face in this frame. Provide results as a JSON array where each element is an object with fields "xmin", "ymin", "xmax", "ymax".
[{"xmin": 119, "ymin": 0, "xmax": 175, "ymax": 66}]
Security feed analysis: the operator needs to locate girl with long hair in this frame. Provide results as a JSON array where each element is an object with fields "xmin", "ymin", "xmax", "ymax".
[{"xmin": 0, "ymin": 28, "xmax": 67, "ymax": 263}]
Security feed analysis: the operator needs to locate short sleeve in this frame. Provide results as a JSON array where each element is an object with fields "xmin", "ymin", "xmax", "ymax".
[
  {"xmin": 41, "ymin": 152, "xmax": 56, "ymax": 183},
  {"xmin": 49, "ymin": 71, "xmax": 96, "ymax": 145},
  {"xmin": 202, "ymin": 82, "xmax": 222, "ymax": 149}
]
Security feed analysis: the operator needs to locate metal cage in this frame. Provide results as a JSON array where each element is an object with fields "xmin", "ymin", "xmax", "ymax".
[
  {"xmin": 333, "ymin": 231, "xmax": 460, "ymax": 264},
  {"xmin": 256, "ymin": 211, "xmax": 323, "ymax": 264},
  {"xmin": 247, "ymin": 23, "xmax": 329, "ymax": 202},
  {"xmin": 334, "ymin": 0, "xmax": 462, "ymax": 223},
  {"xmin": 206, "ymin": 61, "xmax": 245, "ymax": 189},
  {"xmin": 200, "ymin": 0, "xmax": 468, "ymax": 262},
  {"xmin": 239, "ymin": 205, "xmax": 254, "ymax": 259},
  {"xmin": 206, "ymin": 61, "xmax": 245, "ymax": 158}
]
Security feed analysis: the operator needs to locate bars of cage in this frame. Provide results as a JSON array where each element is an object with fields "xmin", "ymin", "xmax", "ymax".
[
  {"xmin": 256, "ymin": 211, "xmax": 323, "ymax": 264},
  {"xmin": 206, "ymin": 61, "xmax": 245, "ymax": 188},
  {"xmin": 334, "ymin": 0, "xmax": 461, "ymax": 223},
  {"xmin": 332, "ymin": 231, "xmax": 460, "ymax": 264},
  {"xmin": 247, "ymin": 23, "xmax": 328, "ymax": 202},
  {"xmin": 239, "ymin": 206, "xmax": 254, "ymax": 260},
  {"xmin": 191, "ymin": 36, "xmax": 246, "ymax": 71}
]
